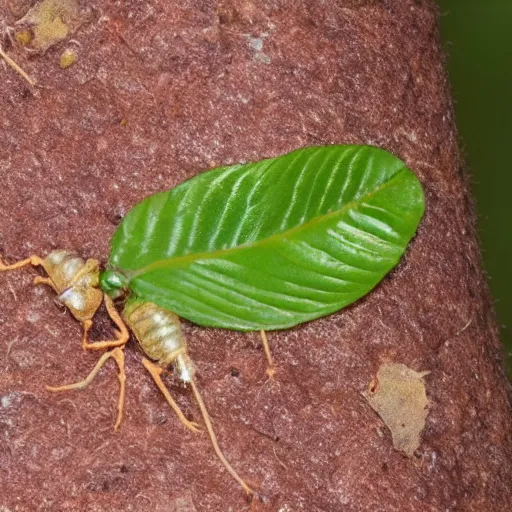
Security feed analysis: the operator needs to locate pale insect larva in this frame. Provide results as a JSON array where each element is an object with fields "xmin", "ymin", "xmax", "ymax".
[
  {"xmin": 0, "ymin": 250, "xmax": 130, "ymax": 429},
  {"xmin": 122, "ymin": 299, "xmax": 254, "ymax": 495}
]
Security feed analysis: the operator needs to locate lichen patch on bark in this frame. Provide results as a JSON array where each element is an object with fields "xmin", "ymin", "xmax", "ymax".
[{"xmin": 15, "ymin": 0, "xmax": 81, "ymax": 52}]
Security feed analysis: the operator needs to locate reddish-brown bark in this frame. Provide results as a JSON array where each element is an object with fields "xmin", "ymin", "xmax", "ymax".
[{"xmin": 1, "ymin": 1, "xmax": 511, "ymax": 510}]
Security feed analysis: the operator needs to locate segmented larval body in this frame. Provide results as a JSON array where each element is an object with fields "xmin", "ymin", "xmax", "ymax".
[
  {"xmin": 122, "ymin": 300, "xmax": 196, "ymax": 382},
  {"xmin": 43, "ymin": 250, "xmax": 102, "ymax": 321}
]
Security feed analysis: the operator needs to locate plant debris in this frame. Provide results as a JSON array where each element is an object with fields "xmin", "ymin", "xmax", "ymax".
[
  {"xmin": 59, "ymin": 47, "xmax": 77, "ymax": 68},
  {"xmin": 0, "ymin": 45, "xmax": 36, "ymax": 86},
  {"xmin": 363, "ymin": 363, "xmax": 430, "ymax": 457},
  {"xmin": 16, "ymin": 0, "xmax": 80, "ymax": 52}
]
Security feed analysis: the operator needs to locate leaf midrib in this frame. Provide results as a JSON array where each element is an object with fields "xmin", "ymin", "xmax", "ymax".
[{"xmin": 126, "ymin": 167, "xmax": 409, "ymax": 279}]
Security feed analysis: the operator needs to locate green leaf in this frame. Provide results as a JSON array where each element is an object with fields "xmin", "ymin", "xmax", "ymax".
[{"xmin": 104, "ymin": 145, "xmax": 424, "ymax": 330}]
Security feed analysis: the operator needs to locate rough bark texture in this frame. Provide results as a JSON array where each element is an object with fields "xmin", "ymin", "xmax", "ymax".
[{"xmin": 1, "ymin": 1, "xmax": 511, "ymax": 511}]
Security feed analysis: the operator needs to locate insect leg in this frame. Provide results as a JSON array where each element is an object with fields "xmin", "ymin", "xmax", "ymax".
[
  {"xmin": 189, "ymin": 378, "xmax": 255, "ymax": 495},
  {"xmin": 141, "ymin": 357, "xmax": 200, "ymax": 433},
  {"xmin": 46, "ymin": 347, "xmax": 126, "ymax": 430},
  {"xmin": 259, "ymin": 330, "xmax": 276, "ymax": 379},
  {"xmin": 81, "ymin": 295, "xmax": 130, "ymax": 351},
  {"xmin": 33, "ymin": 276, "xmax": 58, "ymax": 293},
  {"xmin": 0, "ymin": 255, "xmax": 46, "ymax": 273},
  {"xmin": 1, "ymin": 256, "xmax": 63, "ymax": 296}
]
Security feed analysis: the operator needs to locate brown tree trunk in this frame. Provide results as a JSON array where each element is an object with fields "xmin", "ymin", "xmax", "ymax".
[{"xmin": 1, "ymin": 1, "xmax": 511, "ymax": 511}]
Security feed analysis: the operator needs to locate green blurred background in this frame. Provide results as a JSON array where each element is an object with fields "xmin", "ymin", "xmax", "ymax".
[{"xmin": 438, "ymin": 1, "xmax": 511, "ymax": 374}]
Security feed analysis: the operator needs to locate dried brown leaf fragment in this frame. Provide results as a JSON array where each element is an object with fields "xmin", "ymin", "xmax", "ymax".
[{"xmin": 363, "ymin": 363, "xmax": 430, "ymax": 457}]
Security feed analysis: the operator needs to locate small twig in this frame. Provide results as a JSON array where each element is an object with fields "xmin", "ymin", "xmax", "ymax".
[
  {"xmin": 455, "ymin": 316, "xmax": 473, "ymax": 337},
  {"xmin": 272, "ymin": 445, "xmax": 288, "ymax": 469},
  {"xmin": 6, "ymin": 335, "xmax": 20, "ymax": 359},
  {"xmin": 0, "ymin": 45, "xmax": 36, "ymax": 86},
  {"xmin": 7, "ymin": 281, "xmax": 18, "ymax": 301},
  {"xmin": 437, "ymin": 316, "xmax": 474, "ymax": 353},
  {"xmin": 377, "ymin": 306, "xmax": 391, "ymax": 330}
]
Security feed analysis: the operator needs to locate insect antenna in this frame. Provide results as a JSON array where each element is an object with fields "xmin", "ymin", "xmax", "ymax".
[{"xmin": 189, "ymin": 378, "xmax": 255, "ymax": 496}]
